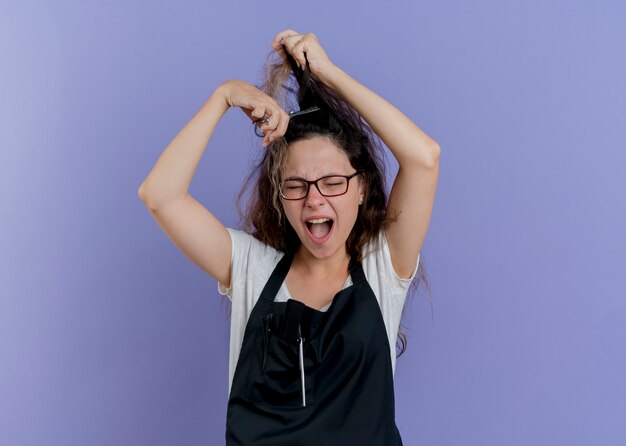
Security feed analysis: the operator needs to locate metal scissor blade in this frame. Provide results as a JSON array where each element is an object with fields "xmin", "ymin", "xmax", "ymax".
[{"xmin": 288, "ymin": 106, "xmax": 320, "ymax": 119}]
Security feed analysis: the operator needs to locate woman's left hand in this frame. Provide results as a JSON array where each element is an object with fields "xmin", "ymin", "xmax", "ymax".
[{"xmin": 271, "ymin": 29, "xmax": 336, "ymax": 81}]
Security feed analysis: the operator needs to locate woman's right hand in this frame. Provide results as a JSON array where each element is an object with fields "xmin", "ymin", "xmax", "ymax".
[{"xmin": 220, "ymin": 79, "xmax": 290, "ymax": 147}]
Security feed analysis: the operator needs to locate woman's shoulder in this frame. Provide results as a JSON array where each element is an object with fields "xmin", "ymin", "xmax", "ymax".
[
  {"xmin": 218, "ymin": 227, "xmax": 285, "ymax": 297},
  {"xmin": 225, "ymin": 227, "xmax": 284, "ymax": 259}
]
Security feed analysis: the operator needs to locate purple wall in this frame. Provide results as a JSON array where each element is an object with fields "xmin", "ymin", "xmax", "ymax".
[{"xmin": 2, "ymin": 0, "xmax": 625, "ymax": 444}]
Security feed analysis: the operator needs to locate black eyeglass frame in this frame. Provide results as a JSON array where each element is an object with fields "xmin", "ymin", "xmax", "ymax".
[{"xmin": 279, "ymin": 171, "xmax": 364, "ymax": 200}]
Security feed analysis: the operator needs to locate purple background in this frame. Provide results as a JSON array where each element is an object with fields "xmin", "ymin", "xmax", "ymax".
[{"xmin": 2, "ymin": 1, "xmax": 625, "ymax": 444}]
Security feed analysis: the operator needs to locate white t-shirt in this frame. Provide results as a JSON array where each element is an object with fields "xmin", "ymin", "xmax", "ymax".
[{"xmin": 217, "ymin": 228, "xmax": 419, "ymax": 395}]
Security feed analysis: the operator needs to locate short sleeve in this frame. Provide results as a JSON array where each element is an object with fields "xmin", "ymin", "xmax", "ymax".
[
  {"xmin": 216, "ymin": 228, "xmax": 255, "ymax": 300},
  {"xmin": 217, "ymin": 230, "xmax": 235, "ymax": 298},
  {"xmin": 360, "ymin": 229, "xmax": 420, "ymax": 377},
  {"xmin": 217, "ymin": 280, "xmax": 232, "ymax": 298},
  {"xmin": 380, "ymin": 229, "xmax": 420, "ymax": 287},
  {"xmin": 218, "ymin": 229, "xmax": 284, "ymax": 394},
  {"xmin": 216, "ymin": 228, "xmax": 283, "ymax": 302}
]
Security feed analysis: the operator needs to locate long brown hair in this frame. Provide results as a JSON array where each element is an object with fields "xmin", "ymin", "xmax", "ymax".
[{"xmin": 233, "ymin": 49, "xmax": 432, "ymax": 357}]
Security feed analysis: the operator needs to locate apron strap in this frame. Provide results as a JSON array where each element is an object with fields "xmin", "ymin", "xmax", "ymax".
[
  {"xmin": 259, "ymin": 249, "xmax": 295, "ymax": 304},
  {"xmin": 259, "ymin": 249, "xmax": 366, "ymax": 305},
  {"xmin": 348, "ymin": 254, "xmax": 367, "ymax": 286}
]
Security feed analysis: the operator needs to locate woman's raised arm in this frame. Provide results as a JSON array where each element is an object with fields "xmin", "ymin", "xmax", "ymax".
[
  {"xmin": 274, "ymin": 30, "xmax": 440, "ymax": 278},
  {"xmin": 322, "ymin": 65, "xmax": 440, "ymax": 279},
  {"xmin": 138, "ymin": 80, "xmax": 288, "ymax": 288}
]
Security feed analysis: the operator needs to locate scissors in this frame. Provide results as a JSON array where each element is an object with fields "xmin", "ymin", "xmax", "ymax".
[{"xmin": 253, "ymin": 106, "xmax": 321, "ymax": 137}]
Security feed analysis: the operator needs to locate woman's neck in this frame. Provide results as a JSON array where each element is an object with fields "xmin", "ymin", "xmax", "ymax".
[{"xmin": 293, "ymin": 245, "xmax": 350, "ymax": 279}]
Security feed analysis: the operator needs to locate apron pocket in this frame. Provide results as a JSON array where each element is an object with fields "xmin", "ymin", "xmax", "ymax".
[{"xmin": 250, "ymin": 329, "xmax": 316, "ymax": 407}]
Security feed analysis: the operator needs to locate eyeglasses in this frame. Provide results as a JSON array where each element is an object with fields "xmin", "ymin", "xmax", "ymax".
[
  {"xmin": 253, "ymin": 106, "xmax": 321, "ymax": 137},
  {"xmin": 280, "ymin": 171, "xmax": 363, "ymax": 200}
]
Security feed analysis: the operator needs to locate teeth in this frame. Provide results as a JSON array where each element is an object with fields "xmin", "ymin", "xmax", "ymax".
[{"xmin": 306, "ymin": 218, "xmax": 331, "ymax": 224}]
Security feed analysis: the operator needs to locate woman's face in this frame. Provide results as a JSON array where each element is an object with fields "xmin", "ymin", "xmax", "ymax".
[{"xmin": 281, "ymin": 136, "xmax": 365, "ymax": 261}]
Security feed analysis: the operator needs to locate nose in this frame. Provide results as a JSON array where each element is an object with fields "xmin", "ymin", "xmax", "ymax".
[{"xmin": 304, "ymin": 183, "xmax": 326, "ymax": 207}]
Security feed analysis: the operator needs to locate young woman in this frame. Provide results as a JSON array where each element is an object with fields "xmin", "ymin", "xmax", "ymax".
[{"xmin": 139, "ymin": 29, "xmax": 439, "ymax": 445}]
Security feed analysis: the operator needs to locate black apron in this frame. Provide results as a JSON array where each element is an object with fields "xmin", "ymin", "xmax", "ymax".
[{"xmin": 225, "ymin": 248, "xmax": 403, "ymax": 445}]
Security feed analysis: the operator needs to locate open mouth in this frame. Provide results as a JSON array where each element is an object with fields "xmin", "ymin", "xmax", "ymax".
[{"xmin": 305, "ymin": 218, "xmax": 334, "ymax": 241}]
